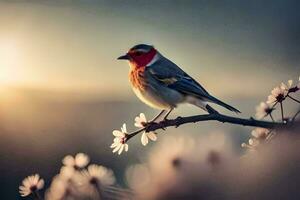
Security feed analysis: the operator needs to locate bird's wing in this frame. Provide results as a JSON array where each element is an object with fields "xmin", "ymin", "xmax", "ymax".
[
  {"xmin": 147, "ymin": 56, "xmax": 241, "ymax": 113},
  {"xmin": 147, "ymin": 57, "xmax": 211, "ymax": 99}
]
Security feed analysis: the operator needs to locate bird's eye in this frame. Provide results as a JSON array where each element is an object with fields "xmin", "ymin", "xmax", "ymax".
[{"xmin": 135, "ymin": 51, "xmax": 143, "ymax": 56}]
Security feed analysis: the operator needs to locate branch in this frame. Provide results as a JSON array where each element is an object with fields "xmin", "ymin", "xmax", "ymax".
[
  {"xmin": 288, "ymin": 95, "xmax": 300, "ymax": 103},
  {"xmin": 292, "ymin": 109, "xmax": 300, "ymax": 122},
  {"xmin": 126, "ymin": 112, "xmax": 286, "ymax": 141}
]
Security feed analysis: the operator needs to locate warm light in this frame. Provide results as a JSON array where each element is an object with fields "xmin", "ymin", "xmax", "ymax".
[{"xmin": 0, "ymin": 38, "xmax": 21, "ymax": 85}]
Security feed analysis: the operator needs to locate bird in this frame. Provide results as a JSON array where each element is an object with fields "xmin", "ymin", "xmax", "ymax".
[{"xmin": 117, "ymin": 44, "xmax": 240, "ymax": 121}]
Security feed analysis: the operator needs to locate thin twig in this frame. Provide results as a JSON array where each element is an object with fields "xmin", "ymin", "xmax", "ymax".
[
  {"xmin": 126, "ymin": 127, "xmax": 145, "ymax": 140},
  {"xmin": 292, "ymin": 110, "xmax": 300, "ymax": 122},
  {"xmin": 126, "ymin": 113, "xmax": 285, "ymax": 142},
  {"xmin": 288, "ymin": 95, "xmax": 300, "ymax": 104},
  {"xmin": 271, "ymin": 101, "xmax": 278, "ymax": 109},
  {"xmin": 269, "ymin": 113, "xmax": 275, "ymax": 122},
  {"xmin": 280, "ymin": 102, "xmax": 284, "ymax": 121}
]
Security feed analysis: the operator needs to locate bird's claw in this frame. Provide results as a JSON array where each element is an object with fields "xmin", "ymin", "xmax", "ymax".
[
  {"xmin": 176, "ymin": 116, "xmax": 183, "ymax": 121},
  {"xmin": 143, "ymin": 121, "xmax": 158, "ymax": 131}
]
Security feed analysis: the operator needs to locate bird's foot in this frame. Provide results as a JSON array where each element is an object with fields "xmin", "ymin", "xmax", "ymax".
[
  {"xmin": 206, "ymin": 105, "xmax": 219, "ymax": 114},
  {"xmin": 162, "ymin": 108, "xmax": 174, "ymax": 121},
  {"xmin": 163, "ymin": 116, "xmax": 169, "ymax": 121},
  {"xmin": 143, "ymin": 121, "xmax": 157, "ymax": 126},
  {"xmin": 142, "ymin": 121, "xmax": 158, "ymax": 132}
]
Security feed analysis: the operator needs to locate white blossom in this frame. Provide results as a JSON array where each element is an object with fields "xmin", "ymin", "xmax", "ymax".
[
  {"xmin": 111, "ymin": 123, "xmax": 129, "ymax": 155},
  {"xmin": 281, "ymin": 80, "xmax": 293, "ymax": 91},
  {"xmin": 82, "ymin": 164, "xmax": 115, "ymax": 186},
  {"xmin": 242, "ymin": 128, "xmax": 271, "ymax": 149},
  {"xmin": 141, "ymin": 132, "xmax": 157, "ymax": 146},
  {"xmin": 266, "ymin": 86, "xmax": 286, "ymax": 104},
  {"xmin": 135, "ymin": 113, "xmax": 157, "ymax": 146},
  {"xmin": 251, "ymin": 128, "xmax": 270, "ymax": 140},
  {"xmin": 255, "ymin": 102, "xmax": 273, "ymax": 119},
  {"xmin": 62, "ymin": 153, "xmax": 90, "ymax": 169},
  {"xmin": 135, "ymin": 113, "xmax": 147, "ymax": 128},
  {"xmin": 59, "ymin": 166, "xmax": 75, "ymax": 180},
  {"xmin": 19, "ymin": 174, "xmax": 44, "ymax": 197},
  {"xmin": 281, "ymin": 77, "xmax": 300, "ymax": 93}
]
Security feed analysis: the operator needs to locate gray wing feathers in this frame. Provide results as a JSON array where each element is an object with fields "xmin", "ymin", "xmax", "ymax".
[
  {"xmin": 148, "ymin": 55, "xmax": 240, "ymax": 113},
  {"xmin": 148, "ymin": 57, "xmax": 210, "ymax": 98}
]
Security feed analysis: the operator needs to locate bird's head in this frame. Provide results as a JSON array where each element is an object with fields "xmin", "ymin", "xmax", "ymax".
[{"xmin": 117, "ymin": 44, "xmax": 158, "ymax": 68}]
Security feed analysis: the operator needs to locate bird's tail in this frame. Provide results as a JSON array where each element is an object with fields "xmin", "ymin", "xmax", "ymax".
[{"xmin": 205, "ymin": 95, "xmax": 241, "ymax": 113}]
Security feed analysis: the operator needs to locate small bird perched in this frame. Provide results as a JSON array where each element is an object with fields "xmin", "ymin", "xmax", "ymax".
[{"xmin": 118, "ymin": 44, "xmax": 240, "ymax": 120}]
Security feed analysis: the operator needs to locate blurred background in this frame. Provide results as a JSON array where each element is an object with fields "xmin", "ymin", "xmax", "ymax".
[{"xmin": 0, "ymin": 0, "xmax": 299, "ymax": 199}]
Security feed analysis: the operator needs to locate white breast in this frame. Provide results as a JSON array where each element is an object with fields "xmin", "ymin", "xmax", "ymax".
[{"xmin": 132, "ymin": 87, "xmax": 172, "ymax": 110}]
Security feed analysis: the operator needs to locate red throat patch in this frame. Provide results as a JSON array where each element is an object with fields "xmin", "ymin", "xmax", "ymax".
[{"xmin": 129, "ymin": 48, "xmax": 157, "ymax": 68}]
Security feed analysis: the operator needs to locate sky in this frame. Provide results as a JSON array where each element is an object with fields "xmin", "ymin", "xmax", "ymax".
[{"xmin": 0, "ymin": 0, "xmax": 299, "ymax": 100}]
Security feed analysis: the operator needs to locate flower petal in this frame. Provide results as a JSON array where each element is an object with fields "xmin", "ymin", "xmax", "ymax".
[
  {"xmin": 288, "ymin": 80, "xmax": 293, "ymax": 87},
  {"xmin": 124, "ymin": 144, "xmax": 129, "ymax": 152},
  {"xmin": 121, "ymin": 123, "xmax": 127, "ymax": 133},
  {"xmin": 62, "ymin": 155, "xmax": 75, "ymax": 167},
  {"xmin": 75, "ymin": 153, "xmax": 89, "ymax": 168},
  {"xmin": 139, "ymin": 113, "xmax": 147, "ymax": 122},
  {"xmin": 141, "ymin": 132, "xmax": 148, "ymax": 146},
  {"xmin": 281, "ymin": 82, "xmax": 288, "ymax": 90},
  {"xmin": 110, "ymin": 141, "xmax": 119, "ymax": 148},
  {"xmin": 118, "ymin": 144, "xmax": 124, "ymax": 155},
  {"xmin": 147, "ymin": 132, "xmax": 157, "ymax": 141},
  {"xmin": 135, "ymin": 115, "xmax": 142, "ymax": 122},
  {"xmin": 135, "ymin": 113, "xmax": 147, "ymax": 128},
  {"xmin": 112, "ymin": 143, "xmax": 122, "ymax": 153},
  {"xmin": 113, "ymin": 130, "xmax": 124, "ymax": 137},
  {"xmin": 37, "ymin": 179, "xmax": 44, "ymax": 189},
  {"xmin": 134, "ymin": 122, "xmax": 143, "ymax": 128}
]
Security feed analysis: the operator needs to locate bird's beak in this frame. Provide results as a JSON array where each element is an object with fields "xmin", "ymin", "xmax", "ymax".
[{"xmin": 117, "ymin": 54, "xmax": 130, "ymax": 60}]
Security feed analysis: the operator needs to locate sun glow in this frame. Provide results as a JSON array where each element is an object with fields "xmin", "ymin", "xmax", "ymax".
[{"xmin": 0, "ymin": 38, "xmax": 21, "ymax": 85}]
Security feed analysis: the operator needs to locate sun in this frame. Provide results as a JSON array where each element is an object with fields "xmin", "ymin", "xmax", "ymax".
[{"xmin": 0, "ymin": 38, "xmax": 20, "ymax": 85}]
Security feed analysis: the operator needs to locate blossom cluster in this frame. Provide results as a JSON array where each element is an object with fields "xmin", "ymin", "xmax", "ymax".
[
  {"xmin": 19, "ymin": 153, "xmax": 119, "ymax": 200},
  {"xmin": 255, "ymin": 76, "xmax": 300, "ymax": 120},
  {"xmin": 127, "ymin": 133, "xmax": 300, "ymax": 200},
  {"xmin": 241, "ymin": 128, "xmax": 273, "ymax": 149},
  {"xmin": 244, "ymin": 76, "xmax": 300, "ymax": 150},
  {"xmin": 110, "ymin": 113, "xmax": 157, "ymax": 155}
]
